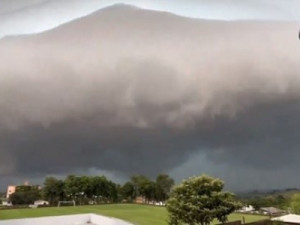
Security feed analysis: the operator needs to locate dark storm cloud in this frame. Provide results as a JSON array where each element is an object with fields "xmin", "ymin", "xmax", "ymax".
[
  {"xmin": 169, "ymin": 100, "xmax": 300, "ymax": 190},
  {"xmin": 0, "ymin": 5, "xmax": 300, "ymax": 189},
  {"xmin": 196, "ymin": 100, "xmax": 300, "ymax": 168},
  {"xmin": 0, "ymin": 123, "xmax": 193, "ymax": 175}
]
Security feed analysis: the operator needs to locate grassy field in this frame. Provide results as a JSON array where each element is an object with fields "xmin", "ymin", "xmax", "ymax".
[{"xmin": 0, "ymin": 204, "xmax": 268, "ymax": 225}]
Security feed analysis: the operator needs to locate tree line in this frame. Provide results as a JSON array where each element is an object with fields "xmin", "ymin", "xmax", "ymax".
[
  {"xmin": 240, "ymin": 192, "xmax": 300, "ymax": 213},
  {"xmin": 8, "ymin": 173, "xmax": 300, "ymax": 225},
  {"xmin": 9, "ymin": 174, "xmax": 241, "ymax": 225},
  {"xmin": 9, "ymin": 174, "xmax": 174, "ymax": 205}
]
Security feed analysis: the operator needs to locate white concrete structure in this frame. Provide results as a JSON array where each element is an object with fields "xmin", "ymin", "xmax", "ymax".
[
  {"xmin": 272, "ymin": 214, "xmax": 300, "ymax": 224},
  {"xmin": 34, "ymin": 200, "xmax": 49, "ymax": 206},
  {"xmin": 0, "ymin": 214, "xmax": 133, "ymax": 225}
]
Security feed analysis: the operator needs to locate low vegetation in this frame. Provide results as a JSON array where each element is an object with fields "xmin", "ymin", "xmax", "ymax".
[{"xmin": 0, "ymin": 204, "xmax": 268, "ymax": 225}]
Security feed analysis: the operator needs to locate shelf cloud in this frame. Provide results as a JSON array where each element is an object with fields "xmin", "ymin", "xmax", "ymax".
[{"xmin": 0, "ymin": 5, "xmax": 300, "ymax": 190}]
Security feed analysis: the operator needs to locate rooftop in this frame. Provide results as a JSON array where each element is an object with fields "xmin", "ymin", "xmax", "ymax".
[
  {"xmin": 272, "ymin": 214, "xmax": 300, "ymax": 223},
  {"xmin": 0, "ymin": 214, "xmax": 132, "ymax": 225}
]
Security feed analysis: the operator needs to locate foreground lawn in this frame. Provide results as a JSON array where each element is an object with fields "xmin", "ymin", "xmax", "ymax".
[{"xmin": 0, "ymin": 204, "xmax": 268, "ymax": 225}]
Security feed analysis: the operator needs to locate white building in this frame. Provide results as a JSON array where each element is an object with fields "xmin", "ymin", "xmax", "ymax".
[
  {"xmin": 272, "ymin": 214, "xmax": 300, "ymax": 225},
  {"xmin": 6, "ymin": 186, "xmax": 16, "ymax": 199},
  {"xmin": 237, "ymin": 205, "xmax": 255, "ymax": 213}
]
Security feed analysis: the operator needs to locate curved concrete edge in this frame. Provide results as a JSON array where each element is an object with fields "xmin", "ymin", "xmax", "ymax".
[
  {"xmin": 91, "ymin": 214, "xmax": 133, "ymax": 225},
  {"xmin": 0, "ymin": 213, "xmax": 133, "ymax": 225}
]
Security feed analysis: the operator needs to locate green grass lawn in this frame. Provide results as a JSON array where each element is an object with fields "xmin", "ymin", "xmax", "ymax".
[{"xmin": 0, "ymin": 204, "xmax": 268, "ymax": 225}]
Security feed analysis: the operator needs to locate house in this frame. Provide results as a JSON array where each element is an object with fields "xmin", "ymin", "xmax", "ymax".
[
  {"xmin": 237, "ymin": 205, "xmax": 255, "ymax": 213},
  {"xmin": 272, "ymin": 214, "xmax": 300, "ymax": 225},
  {"xmin": 2, "ymin": 201, "xmax": 12, "ymax": 206},
  {"xmin": 6, "ymin": 186, "xmax": 16, "ymax": 199},
  {"xmin": 260, "ymin": 207, "xmax": 285, "ymax": 216},
  {"xmin": 6, "ymin": 181, "xmax": 41, "ymax": 199},
  {"xmin": 135, "ymin": 196, "xmax": 146, "ymax": 204}
]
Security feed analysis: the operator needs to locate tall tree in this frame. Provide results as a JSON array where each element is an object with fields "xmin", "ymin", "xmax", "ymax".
[
  {"xmin": 130, "ymin": 175, "xmax": 154, "ymax": 202},
  {"xmin": 166, "ymin": 174, "xmax": 240, "ymax": 225},
  {"xmin": 90, "ymin": 176, "xmax": 107, "ymax": 200},
  {"xmin": 43, "ymin": 177, "xmax": 65, "ymax": 205},
  {"xmin": 64, "ymin": 175, "xmax": 86, "ymax": 204},
  {"xmin": 121, "ymin": 181, "xmax": 136, "ymax": 202},
  {"xmin": 65, "ymin": 175, "xmax": 97, "ymax": 204},
  {"xmin": 155, "ymin": 174, "xmax": 174, "ymax": 202},
  {"xmin": 105, "ymin": 180, "xmax": 118, "ymax": 203},
  {"xmin": 143, "ymin": 181, "xmax": 156, "ymax": 202}
]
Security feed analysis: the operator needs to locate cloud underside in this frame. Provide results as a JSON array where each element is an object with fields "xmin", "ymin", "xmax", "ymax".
[{"xmin": 0, "ymin": 7, "xmax": 300, "ymax": 189}]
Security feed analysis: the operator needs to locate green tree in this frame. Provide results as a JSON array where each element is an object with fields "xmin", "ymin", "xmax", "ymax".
[
  {"xmin": 90, "ymin": 176, "xmax": 107, "ymax": 202},
  {"xmin": 43, "ymin": 177, "xmax": 65, "ymax": 205},
  {"xmin": 246, "ymin": 197, "xmax": 270, "ymax": 210},
  {"xmin": 90, "ymin": 176, "xmax": 117, "ymax": 203},
  {"xmin": 64, "ymin": 175, "xmax": 97, "ymax": 205},
  {"xmin": 9, "ymin": 189, "xmax": 40, "ymax": 205},
  {"xmin": 121, "ymin": 181, "xmax": 136, "ymax": 202},
  {"xmin": 16, "ymin": 185, "xmax": 33, "ymax": 192},
  {"xmin": 155, "ymin": 174, "xmax": 174, "ymax": 202},
  {"xmin": 130, "ymin": 175, "xmax": 154, "ymax": 202},
  {"xmin": 166, "ymin": 175, "xmax": 240, "ymax": 225},
  {"xmin": 143, "ymin": 181, "xmax": 156, "ymax": 202},
  {"xmin": 244, "ymin": 194, "xmax": 288, "ymax": 211},
  {"xmin": 290, "ymin": 194, "xmax": 300, "ymax": 214},
  {"xmin": 105, "ymin": 180, "xmax": 118, "ymax": 203},
  {"xmin": 64, "ymin": 175, "xmax": 86, "ymax": 204},
  {"xmin": 131, "ymin": 175, "xmax": 149, "ymax": 196},
  {"xmin": 9, "ymin": 185, "xmax": 41, "ymax": 205},
  {"xmin": 273, "ymin": 195, "xmax": 288, "ymax": 209}
]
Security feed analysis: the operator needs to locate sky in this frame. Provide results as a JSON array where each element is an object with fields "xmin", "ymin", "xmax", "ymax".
[
  {"xmin": 0, "ymin": 0, "xmax": 300, "ymax": 192},
  {"xmin": 1, "ymin": 0, "xmax": 300, "ymax": 39}
]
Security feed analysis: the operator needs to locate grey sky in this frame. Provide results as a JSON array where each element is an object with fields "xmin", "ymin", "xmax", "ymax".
[
  {"xmin": 0, "ymin": 2, "xmax": 300, "ymax": 191},
  {"xmin": 0, "ymin": 0, "xmax": 46, "ymax": 14}
]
